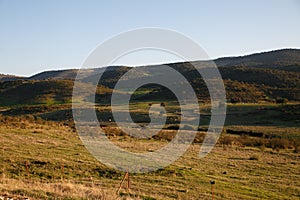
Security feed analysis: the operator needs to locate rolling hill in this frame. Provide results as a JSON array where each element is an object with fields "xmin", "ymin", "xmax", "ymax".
[
  {"xmin": 214, "ymin": 48, "xmax": 300, "ymax": 71},
  {"xmin": 0, "ymin": 48, "xmax": 299, "ymax": 106},
  {"xmin": 0, "ymin": 80, "xmax": 113, "ymax": 106}
]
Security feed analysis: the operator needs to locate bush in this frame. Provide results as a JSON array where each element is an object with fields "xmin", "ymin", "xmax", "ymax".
[
  {"xmin": 276, "ymin": 98, "xmax": 288, "ymax": 104},
  {"xmin": 220, "ymin": 131, "xmax": 297, "ymax": 152},
  {"xmin": 269, "ymin": 138, "xmax": 289, "ymax": 150},
  {"xmin": 166, "ymin": 125, "xmax": 179, "ymax": 130}
]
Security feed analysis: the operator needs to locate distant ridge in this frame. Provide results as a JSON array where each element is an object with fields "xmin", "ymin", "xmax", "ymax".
[
  {"xmin": 0, "ymin": 48, "xmax": 299, "ymax": 105},
  {"xmin": 26, "ymin": 66, "xmax": 129, "ymax": 81},
  {"xmin": 28, "ymin": 69, "xmax": 79, "ymax": 80},
  {"xmin": 1, "ymin": 48, "xmax": 299, "ymax": 81},
  {"xmin": 0, "ymin": 74, "xmax": 24, "ymax": 81},
  {"xmin": 214, "ymin": 48, "xmax": 300, "ymax": 70}
]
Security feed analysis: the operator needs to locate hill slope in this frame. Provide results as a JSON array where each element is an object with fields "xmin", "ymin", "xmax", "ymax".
[
  {"xmin": 214, "ymin": 48, "xmax": 300, "ymax": 71},
  {"xmin": 2, "ymin": 49, "xmax": 298, "ymax": 81},
  {"xmin": 0, "ymin": 80, "xmax": 113, "ymax": 106},
  {"xmin": 0, "ymin": 49, "xmax": 299, "ymax": 105}
]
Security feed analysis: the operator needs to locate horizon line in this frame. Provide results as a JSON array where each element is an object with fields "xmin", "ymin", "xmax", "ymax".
[{"xmin": 1, "ymin": 47, "xmax": 299, "ymax": 77}]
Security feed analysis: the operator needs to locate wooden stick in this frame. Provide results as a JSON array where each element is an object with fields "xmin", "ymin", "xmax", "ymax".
[
  {"xmin": 117, "ymin": 171, "xmax": 128, "ymax": 194},
  {"xmin": 127, "ymin": 171, "xmax": 130, "ymax": 193}
]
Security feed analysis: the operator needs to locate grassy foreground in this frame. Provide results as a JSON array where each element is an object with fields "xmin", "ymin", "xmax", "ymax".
[{"xmin": 1, "ymin": 115, "xmax": 299, "ymax": 200}]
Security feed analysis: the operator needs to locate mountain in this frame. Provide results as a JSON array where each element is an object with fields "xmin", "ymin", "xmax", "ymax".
[{"xmin": 0, "ymin": 48, "xmax": 299, "ymax": 105}]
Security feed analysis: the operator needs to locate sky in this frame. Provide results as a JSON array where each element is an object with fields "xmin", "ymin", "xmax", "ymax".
[{"xmin": 0, "ymin": 0, "xmax": 300, "ymax": 76}]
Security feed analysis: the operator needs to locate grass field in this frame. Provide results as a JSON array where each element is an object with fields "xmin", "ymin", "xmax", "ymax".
[{"xmin": 0, "ymin": 106, "xmax": 300, "ymax": 199}]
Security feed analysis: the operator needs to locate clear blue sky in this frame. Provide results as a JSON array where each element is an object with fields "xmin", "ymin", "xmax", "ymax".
[{"xmin": 1, "ymin": 0, "xmax": 300, "ymax": 76}]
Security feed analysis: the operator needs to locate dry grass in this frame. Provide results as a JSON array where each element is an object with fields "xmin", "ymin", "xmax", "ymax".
[
  {"xmin": 1, "ymin": 115, "xmax": 300, "ymax": 199},
  {"xmin": 0, "ymin": 178, "xmax": 142, "ymax": 200},
  {"xmin": 1, "ymin": 143, "xmax": 300, "ymax": 199}
]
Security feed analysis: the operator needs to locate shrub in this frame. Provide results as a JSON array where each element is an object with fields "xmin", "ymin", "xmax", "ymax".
[
  {"xmin": 276, "ymin": 98, "xmax": 288, "ymax": 104},
  {"xmin": 269, "ymin": 138, "xmax": 289, "ymax": 150},
  {"xmin": 166, "ymin": 125, "xmax": 179, "ymax": 130}
]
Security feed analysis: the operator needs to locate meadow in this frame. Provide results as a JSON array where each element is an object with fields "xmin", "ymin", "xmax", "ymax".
[{"xmin": 0, "ymin": 102, "xmax": 299, "ymax": 199}]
